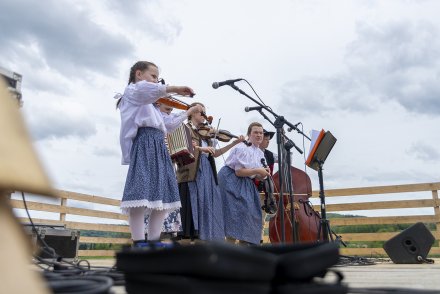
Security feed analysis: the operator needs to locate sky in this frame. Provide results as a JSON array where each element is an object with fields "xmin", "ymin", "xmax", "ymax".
[{"xmin": 1, "ymin": 0, "xmax": 439, "ymax": 217}]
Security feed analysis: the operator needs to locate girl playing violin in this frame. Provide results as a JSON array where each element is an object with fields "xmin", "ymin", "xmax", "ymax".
[
  {"xmin": 218, "ymin": 122, "xmax": 271, "ymax": 245},
  {"xmin": 143, "ymin": 102, "xmax": 183, "ymax": 240},
  {"xmin": 116, "ymin": 61, "xmax": 202, "ymax": 245},
  {"xmin": 176, "ymin": 102, "xmax": 245, "ymax": 241}
]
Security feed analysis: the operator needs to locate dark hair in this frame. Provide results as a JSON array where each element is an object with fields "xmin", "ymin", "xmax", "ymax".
[
  {"xmin": 116, "ymin": 61, "xmax": 158, "ymax": 109},
  {"xmin": 187, "ymin": 102, "xmax": 205, "ymax": 121},
  {"xmin": 247, "ymin": 122, "xmax": 263, "ymax": 136},
  {"xmin": 128, "ymin": 61, "xmax": 158, "ymax": 85}
]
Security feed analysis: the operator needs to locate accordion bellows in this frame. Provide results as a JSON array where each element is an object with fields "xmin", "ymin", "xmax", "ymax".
[{"xmin": 167, "ymin": 124, "xmax": 195, "ymax": 166}]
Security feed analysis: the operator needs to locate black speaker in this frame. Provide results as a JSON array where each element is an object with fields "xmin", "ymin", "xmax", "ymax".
[{"xmin": 383, "ymin": 222, "xmax": 435, "ymax": 264}]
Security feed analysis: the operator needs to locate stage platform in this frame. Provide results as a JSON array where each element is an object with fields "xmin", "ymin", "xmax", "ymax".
[{"xmin": 86, "ymin": 257, "xmax": 440, "ymax": 294}]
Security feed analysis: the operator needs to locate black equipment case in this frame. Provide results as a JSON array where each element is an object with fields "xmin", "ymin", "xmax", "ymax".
[{"xmin": 23, "ymin": 224, "xmax": 80, "ymax": 260}]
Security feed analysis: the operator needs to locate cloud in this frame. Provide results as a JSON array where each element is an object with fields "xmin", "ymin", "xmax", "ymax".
[
  {"xmin": 0, "ymin": 0, "xmax": 133, "ymax": 78},
  {"xmin": 407, "ymin": 141, "xmax": 440, "ymax": 161},
  {"xmin": 25, "ymin": 102, "xmax": 97, "ymax": 141},
  {"xmin": 104, "ymin": 0, "xmax": 183, "ymax": 43},
  {"xmin": 280, "ymin": 20, "xmax": 440, "ymax": 117},
  {"xmin": 345, "ymin": 20, "xmax": 440, "ymax": 115},
  {"xmin": 93, "ymin": 146, "xmax": 120, "ymax": 157},
  {"xmin": 280, "ymin": 76, "xmax": 380, "ymax": 117}
]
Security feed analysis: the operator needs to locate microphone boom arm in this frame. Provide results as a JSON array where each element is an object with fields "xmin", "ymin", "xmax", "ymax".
[{"xmin": 229, "ymin": 84, "xmax": 311, "ymax": 141}]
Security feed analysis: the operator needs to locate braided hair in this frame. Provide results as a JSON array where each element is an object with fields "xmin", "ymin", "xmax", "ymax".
[{"xmin": 127, "ymin": 61, "xmax": 157, "ymax": 85}]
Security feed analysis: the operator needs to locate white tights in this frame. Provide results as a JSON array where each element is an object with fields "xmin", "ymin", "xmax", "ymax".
[{"xmin": 128, "ymin": 207, "xmax": 169, "ymax": 241}]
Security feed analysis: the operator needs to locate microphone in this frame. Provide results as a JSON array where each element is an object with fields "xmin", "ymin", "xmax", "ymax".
[
  {"xmin": 212, "ymin": 78, "xmax": 243, "ymax": 89},
  {"xmin": 244, "ymin": 106, "xmax": 263, "ymax": 112},
  {"xmin": 287, "ymin": 122, "xmax": 301, "ymax": 132}
]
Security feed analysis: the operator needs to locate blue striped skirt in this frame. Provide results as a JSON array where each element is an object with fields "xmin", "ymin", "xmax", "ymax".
[
  {"xmin": 218, "ymin": 166, "xmax": 262, "ymax": 244},
  {"xmin": 187, "ymin": 154, "xmax": 225, "ymax": 241},
  {"xmin": 121, "ymin": 127, "xmax": 181, "ymax": 214}
]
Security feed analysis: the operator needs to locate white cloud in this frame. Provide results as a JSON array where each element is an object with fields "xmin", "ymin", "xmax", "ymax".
[
  {"xmin": 407, "ymin": 142, "xmax": 440, "ymax": 161},
  {"xmin": 0, "ymin": 0, "xmax": 133, "ymax": 77},
  {"xmin": 345, "ymin": 20, "xmax": 440, "ymax": 115},
  {"xmin": 25, "ymin": 101, "xmax": 97, "ymax": 141}
]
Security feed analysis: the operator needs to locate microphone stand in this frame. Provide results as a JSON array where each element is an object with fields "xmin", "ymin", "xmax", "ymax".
[
  {"xmin": 257, "ymin": 109, "xmax": 302, "ymax": 243},
  {"xmin": 228, "ymin": 83, "xmax": 310, "ymax": 243},
  {"xmin": 283, "ymin": 134, "xmax": 302, "ymax": 243},
  {"xmin": 229, "ymin": 84, "xmax": 311, "ymax": 140}
]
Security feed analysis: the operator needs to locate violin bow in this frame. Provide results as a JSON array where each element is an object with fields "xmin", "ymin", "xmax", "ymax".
[{"xmin": 212, "ymin": 117, "xmax": 222, "ymax": 143}]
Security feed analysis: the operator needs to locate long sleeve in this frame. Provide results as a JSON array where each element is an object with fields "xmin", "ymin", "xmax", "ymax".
[
  {"xmin": 123, "ymin": 81, "xmax": 167, "ymax": 105},
  {"xmin": 118, "ymin": 82, "xmax": 168, "ymax": 165},
  {"xmin": 162, "ymin": 112, "xmax": 188, "ymax": 133}
]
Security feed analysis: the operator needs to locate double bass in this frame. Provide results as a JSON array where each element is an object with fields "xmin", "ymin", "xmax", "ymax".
[{"xmin": 268, "ymin": 134, "xmax": 322, "ymax": 244}]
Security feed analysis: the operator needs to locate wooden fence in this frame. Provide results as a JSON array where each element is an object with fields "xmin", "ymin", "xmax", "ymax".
[
  {"xmin": 311, "ymin": 182, "xmax": 440, "ymax": 256},
  {"xmin": 10, "ymin": 182, "xmax": 440, "ymax": 257}
]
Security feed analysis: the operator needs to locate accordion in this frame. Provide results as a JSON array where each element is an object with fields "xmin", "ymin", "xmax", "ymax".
[{"xmin": 166, "ymin": 124, "xmax": 195, "ymax": 166}]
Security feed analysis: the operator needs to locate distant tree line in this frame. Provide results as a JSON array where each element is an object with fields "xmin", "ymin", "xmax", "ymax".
[{"xmin": 78, "ymin": 214, "xmax": 438, "ymax": 251}]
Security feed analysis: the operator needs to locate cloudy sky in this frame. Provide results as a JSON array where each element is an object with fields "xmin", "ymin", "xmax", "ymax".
[{"xmin": 2, "ymin": 0, "xmax": 439, "ymax": 216}]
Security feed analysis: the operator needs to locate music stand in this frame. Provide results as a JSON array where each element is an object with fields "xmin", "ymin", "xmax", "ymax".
[{"xmin": 306, "ymin": 129, "xmax": 338, "ymax": 243}]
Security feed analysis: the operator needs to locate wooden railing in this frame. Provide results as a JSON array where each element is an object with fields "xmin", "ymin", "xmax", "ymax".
[
  {"xmin": 10, "ymin": 182, "xmax": 440, "ymax": 257},
  {"xmin": 310, "ymin": 182, "xmax": 440, "ymax": 256}
]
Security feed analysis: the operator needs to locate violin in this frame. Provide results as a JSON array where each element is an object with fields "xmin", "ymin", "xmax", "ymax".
[
  {"xmin": 157, "ymin": 96, "xmax": 213, "ymax": 124},
  {"xmin": 157, "ymin": 96, "xmax": 191, "ymax": 111},
  {"xmin": 197, "ymin": 126, "xmax": 240, "ymax": 142}
]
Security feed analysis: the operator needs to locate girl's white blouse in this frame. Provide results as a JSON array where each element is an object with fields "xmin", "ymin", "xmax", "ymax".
[
  {"xmin": 118, "ymin": 81, "xmax": 187, "ymax": 165},
  {"xmin": 225, "ymin": 143, "xmax": 264, "ymax": 177}
]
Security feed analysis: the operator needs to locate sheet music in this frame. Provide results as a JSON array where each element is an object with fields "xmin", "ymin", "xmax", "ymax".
[
  {"xmin": 306, "ymin": 129, "xmax": 325, "ymax": 166},
  {"xmin": 308, "ymin": 130, "xmax": 318, "ymax": 155},
  {"xmin": 308, "ymin": 129, "xmax": 323, "ymax": 156}
]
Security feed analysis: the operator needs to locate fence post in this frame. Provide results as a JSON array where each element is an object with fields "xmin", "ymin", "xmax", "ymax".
[
  {"xmin": 60, "ymin": 196, "xmax": 67, "ymax": 224},
  {"xmin": 432, "ymin": 189, "xmax": 439, "ymax": 241}
]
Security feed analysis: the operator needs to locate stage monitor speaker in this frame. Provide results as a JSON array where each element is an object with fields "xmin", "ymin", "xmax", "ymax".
[{"xmin": 383, "ymin": 222, "xmax": 435, "ymax": 264}]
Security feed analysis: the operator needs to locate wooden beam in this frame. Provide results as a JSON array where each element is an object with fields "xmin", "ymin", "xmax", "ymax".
[
  {"xmin": 55, "ymin": 190, "xmax": 121, "ymax": 206},
  {"xmin": 339, "ymin": 231, "xmax": 440, "ymax": 241},
  {"xmin": 11, "ymin": 199, "xmax": 128, "ymax": 220},
  {"xmin": 330, "ymin": 215, "xmax": 437, "ymax": 226},
  {"xmin": 78, "ymin": 250, "xmax": 116, "ymax": 257},
  {"xmin": 315, "ymin": 199, "xmax": 434, "ymax": 212},
  {"xmin": 79, "ymin": 236, "xmax": 131, "ymax": 244},
  {"xmin": 16, "ymin": 218, "xmax": 130, "ymax": 233},
  {"xmin": 312, "ymin": 182, "xmax": 440, "ymax": 197}
]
